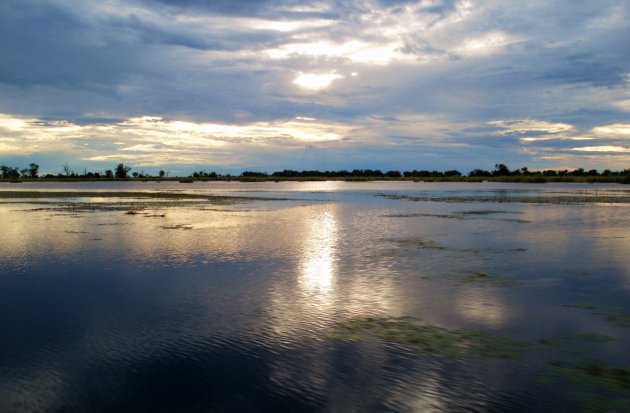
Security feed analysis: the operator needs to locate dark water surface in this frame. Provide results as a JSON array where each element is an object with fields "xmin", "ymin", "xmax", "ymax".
[{"xmin": 1, "ymin": 181, "xmax": 630, "ymax": 412}]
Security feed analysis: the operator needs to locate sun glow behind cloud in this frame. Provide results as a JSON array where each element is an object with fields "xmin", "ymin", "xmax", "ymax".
[{"xmin": 293, "ymin": 72, "xmax": 343, "ymax": 90}]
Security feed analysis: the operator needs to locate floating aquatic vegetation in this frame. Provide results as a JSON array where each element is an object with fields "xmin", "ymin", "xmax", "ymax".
[
  {"xmin": 384, "ymin": 238, "xmax": 446, "ymax": 250},
  {"xmin": 549, "ymin": 358, "xmax": 630, "ymax": 412},
  {"xmin": 125, "ymin": 210, "xmax": 165, "ymax": 217},
  {"xmin": 455, "ymin": 210, "xmax": 522, "ymax": 215},
  {"xmin": 382, "ymin": 211, "xmax": 530, "ymax": 223},
  {"xmin": 325, "ymin": 317, "xmax": 533, "ymax": 359},
  {"xmin": 562, "ymin": 304, "xmax": 630, "ymax": 328},
  {"xmin": 562, "ymin": 303, "xmax": 597, "ymax": 310},
  {"xmin": 594, "ymin": 310, "xmax": 630, "ymax": 328},
  {"xmin": 160, "ymin": 224, "xmax": 193, "ymax": 230},
  {"xmin": 381, "ymin": 238, "xmax": 526, "ymax": 257},
  {"xmin": 377, "ymin": 193, "xmax": 630, "ymax": 204},
  {"xmin": 454, "ymin": 271, "xmax": 519, "ymax": 287},
  {"xmin": 0, "ymin": 190, "xmax": 291, "ymax": 201},
  {"xmin": 539, "ymin": 333, "xmax": 616, "ymax": 346}
]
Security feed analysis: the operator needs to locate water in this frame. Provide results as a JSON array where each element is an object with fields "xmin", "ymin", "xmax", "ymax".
[{"xmin": 1, "ymin": 181, "xmax": 629, "ymax": 412}]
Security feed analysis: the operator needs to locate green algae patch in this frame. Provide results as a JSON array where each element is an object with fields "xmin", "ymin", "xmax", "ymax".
[{"xmin": 326, "ymin": 317, "xmax": 532, "ymax": 359}]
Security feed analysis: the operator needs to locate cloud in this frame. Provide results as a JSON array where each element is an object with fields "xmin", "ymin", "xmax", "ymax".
[
  {"xmin": 489, "ymin": 120, "xmax": 574, "ymax": 136},
  {"xmin": 572, "ymin": 146, "xmax": 630, "ymax": 153},
  {"xmin": 1, "ymin": 0, "xmax": 629, "ymax": 172},
  {"xmin": 591, "ymin": 124, "xmax": 630, "ymax": 137}
]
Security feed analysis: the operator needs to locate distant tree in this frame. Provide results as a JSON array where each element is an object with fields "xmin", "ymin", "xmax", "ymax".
[
  {"xmin": 469, "ymin": 168, "xmax": 491, "ymax": 177},
  {"xmin": 493, "ymin": 163, "xmax": 511, "ymax": 176},
  {"xmin": 132, "ymin": 172, "xmax": 139, "ymax": 178},
  {"xmin": 105, "ymin": 169, "xmax": 114, "ymax": 178},
  {"xmin": 115, "ymin": 163, "xmax": 131, "ymax": 178},
  {"xmin": 385, "ymin": 170, "xmax": 402, "ymax": 178},
  {"xmin": 241, "ymin": 171, "xmax": 268, "ymax": 177},
  {"xmin": 62, "ymin": 163, "xmax": 72, "ymax": 177},
  {"xmin": 444, "ymin": 170, "xmax": 462, "ymax": 177},
  {"xmin": 1, "ymin": 165, "xmax": 21, "ymax": 179}
]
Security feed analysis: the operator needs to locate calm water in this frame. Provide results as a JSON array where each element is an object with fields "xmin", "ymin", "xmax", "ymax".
[{"xmin": 1, "ymin": 181, "xmax": 630, "ymax": 412}]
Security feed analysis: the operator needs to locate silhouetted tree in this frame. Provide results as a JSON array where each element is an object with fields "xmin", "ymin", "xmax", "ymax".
[
  {"xmin": 1, "ymin": 165, "xmax": 21, "ymax": 179},
  {"xmin": 241, "ymin": 171, "xmax": 268, "ymax": 177},
  {"xmin": 115, "ymin": 163, "xmax": 131, "ymax": 178},
  {"xmin": 62, "ymin": 163, "xmax": 72, "ymax": 177},
  {"xmin": 28, "ymin": 163, "xmax": 39, "ymax": 178},
  {"xmin": 105, "ymin": 169, "xmax": 114, "ymax": 178},
  {"xmin": 469, "ymin": 169, "xmax": 491, "ymax": 177},
  {"xmin": 493, "ymin": 163, "xmax": 511, "ymax": 176}
]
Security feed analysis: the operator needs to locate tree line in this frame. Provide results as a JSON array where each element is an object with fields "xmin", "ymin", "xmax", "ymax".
[{"xmin": 2, "ymin": 162, "xmax": 630, "ymax": 180}]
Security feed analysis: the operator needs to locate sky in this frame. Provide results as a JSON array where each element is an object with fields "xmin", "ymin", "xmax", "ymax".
[{"xmin": 1, "ymin": 0, "xmax": 629, "ymax": 175}]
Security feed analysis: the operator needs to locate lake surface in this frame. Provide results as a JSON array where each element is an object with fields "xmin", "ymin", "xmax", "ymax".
[{"xmin": 1, "ymin": 181, "xmax": 630, "ymax": 412}]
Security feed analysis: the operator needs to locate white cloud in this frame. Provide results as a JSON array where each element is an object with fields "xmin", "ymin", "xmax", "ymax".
[
  {"xmin": 489, "ymin": 119, "xmax": 574, "ymax": 135},
  {"xmin": 572, "ymin": 146, "xmax": 630, "ymax": 153},
  {"xmin": 456, "ymin": 31, "xmax": 518, "ymax": 57},
  {"xmin": 0, "ymin": 113, "xmax": 350, "ymax": 166},
  {"xmin": 591, "ymin": 124, "xmax": 630, "ymax": 137}
]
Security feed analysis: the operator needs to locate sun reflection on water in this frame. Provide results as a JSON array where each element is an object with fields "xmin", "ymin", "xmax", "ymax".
[{"xmin": 299, "ymin": 208, "xmax": 338, "ymax": 296}]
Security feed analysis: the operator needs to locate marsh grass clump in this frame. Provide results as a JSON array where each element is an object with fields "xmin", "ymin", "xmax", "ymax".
[{"xmin": 326, "ymin": 317, "xmax": 532, "ymax": 359}]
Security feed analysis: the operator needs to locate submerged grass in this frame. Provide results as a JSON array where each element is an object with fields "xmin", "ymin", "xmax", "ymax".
[
  {"xmin": 326, "ymin": 317, "xmax": 533, "ymax": 359},
  {"xmin": 562, "ymin": 304, "xmax": 630, "ymax": 328},
  {"xmin": 327, "ymin": 316, "xmax": 628, "ymax": 410},
  {"xmin": 378, "ymin": 194, "xmax": 630, "ymax": 204},
  {"xmin": 454, "ymin": 270, "xmax": 519, "ymax": 287},
  {"xmin": 0, "ymin": 190, "xmax": 283, "ymax": 201},
  {"xmin": 382, "ymin": 210, "xmax": 530, "ymax": 223},
  {"xmin": 550, "ymin": 358, "xmax": 630, "ymax": 412},
  {"xmin": 380, "ymin": 238, "xmax": 527, "ymax": 256}
]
